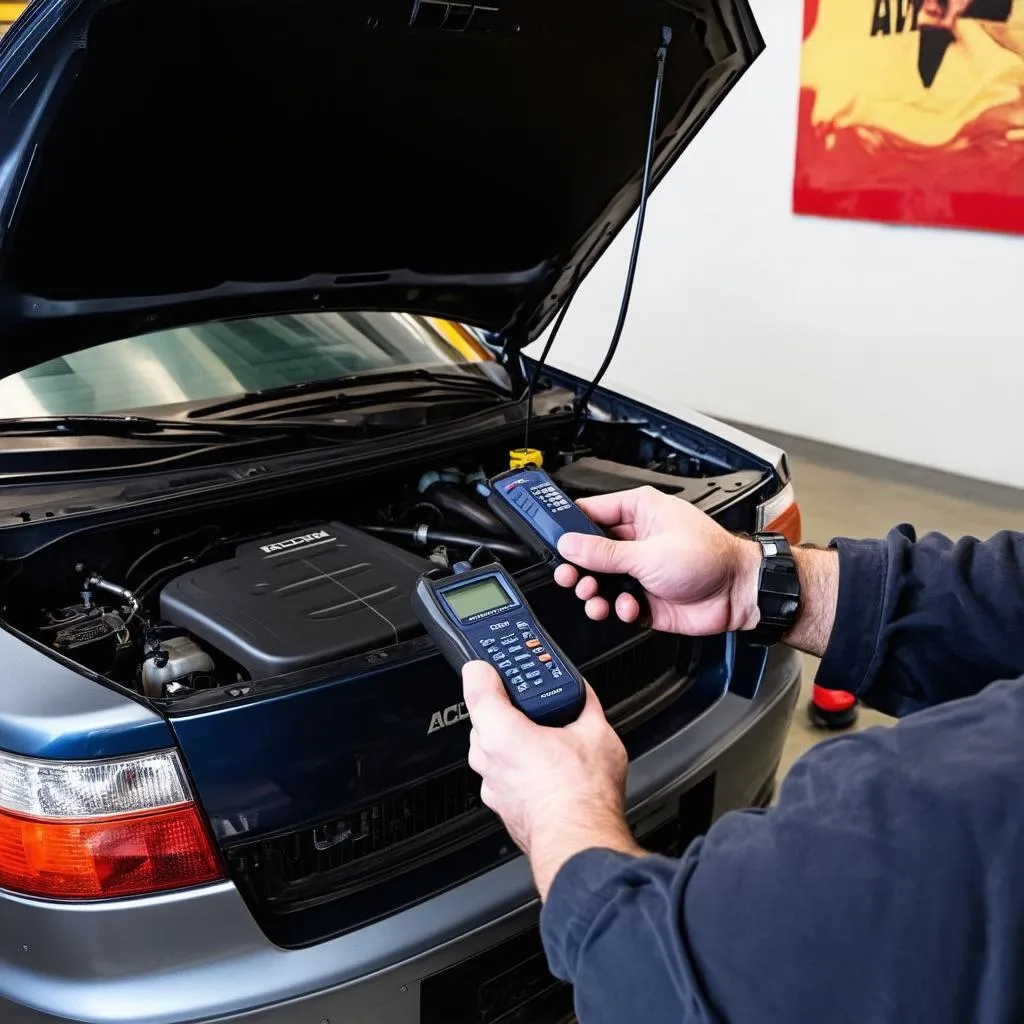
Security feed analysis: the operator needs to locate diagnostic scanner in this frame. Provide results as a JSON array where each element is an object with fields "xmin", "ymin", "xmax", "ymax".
[
  {"xmin": 483, "ymin": 467, "xmax": 645, "ymax": 610},
  {"xmin": 412, "ymin": 561, "xmax": 585, "ymax": 726}
]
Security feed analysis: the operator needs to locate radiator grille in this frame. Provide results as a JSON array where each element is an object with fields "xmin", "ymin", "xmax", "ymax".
[
  {"xmin": 420, "ymin": 777, "xmax": 719, "ymax": 1024},
  {"xmin": 230, "ymin": 631, "xmax": 691, "ymax": 917}
]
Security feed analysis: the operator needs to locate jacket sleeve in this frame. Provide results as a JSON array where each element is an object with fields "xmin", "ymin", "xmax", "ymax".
[
  {"xmin": 813, "ymin": 525, "xmax": 1024, "ymax": 718},
  {"xmin": 539, "ymin": 678, "xmax": 1024, "ymax": 1024}
]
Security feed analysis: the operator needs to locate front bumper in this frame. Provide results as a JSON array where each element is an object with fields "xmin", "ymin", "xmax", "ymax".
[{"xmin": 1, "ymin": 643, "xmax": 801, "ymax": 1024}]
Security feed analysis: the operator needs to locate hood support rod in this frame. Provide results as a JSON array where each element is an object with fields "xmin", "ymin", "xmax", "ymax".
[{"xmin": 573, "ymin": 24, "xmax": 672, "ymax": 442}]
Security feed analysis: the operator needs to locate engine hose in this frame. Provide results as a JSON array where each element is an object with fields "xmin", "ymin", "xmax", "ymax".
[
  {"xmin": 411, "ymin": 501, "xmax": 444, "ymax": 529},
  {"xmin": 420, "ymin": 482, "xmax": 507, "ymax": 537},
  {"xmin": 83, "ymin": 574, "xmax": 141, "ymax": 626},
  {"xmin": 360, "ymin": 525, "xmax": 531, "ymax": 562},
  {"xmin": 124, "ymin": 525, "xmax": 219, "ymax": 586}
]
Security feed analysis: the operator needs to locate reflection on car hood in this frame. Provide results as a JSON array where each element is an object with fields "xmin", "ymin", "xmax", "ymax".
[{"xmin": 0, "ymin": 0, "xmax": 763, "ymax": 378}]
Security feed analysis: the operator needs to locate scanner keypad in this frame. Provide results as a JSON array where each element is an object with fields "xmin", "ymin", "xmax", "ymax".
[
  {"xmin": 529, "ymin": 483, "xmax": 572, "ymax": 514},
  {"xmin": 477, "ymin": 620, "xmax": 563, "ymax": 690}
]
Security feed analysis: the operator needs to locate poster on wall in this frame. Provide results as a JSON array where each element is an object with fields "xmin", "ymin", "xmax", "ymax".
[{"xmin": 794, "ymin": 0, "xmax": 1024, "ymax": 234}]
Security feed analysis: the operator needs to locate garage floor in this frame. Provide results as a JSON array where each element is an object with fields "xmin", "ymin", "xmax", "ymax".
[{"xmin": 757, "ymin": 429, "xmax": 1024, "ymax": 781}]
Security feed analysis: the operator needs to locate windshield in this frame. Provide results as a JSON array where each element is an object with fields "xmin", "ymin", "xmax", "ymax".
[{"xmin": 0, "ymin": 313, "xmax": 493, "ymax": 417}]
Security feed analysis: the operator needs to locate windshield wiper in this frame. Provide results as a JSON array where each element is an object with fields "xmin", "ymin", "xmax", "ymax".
[
  {"xmin": 0, "ymin": 415, "xmax": 355, "ymax": 440},
  {"xmin": 186, "ymin": 368, "xmax": 506, "ymax": 419}
]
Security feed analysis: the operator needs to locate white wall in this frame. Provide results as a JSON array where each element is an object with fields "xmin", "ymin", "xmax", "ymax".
[{"xmin": 545, "ymin": 0, "xmax": 1024, "ymax": 489}]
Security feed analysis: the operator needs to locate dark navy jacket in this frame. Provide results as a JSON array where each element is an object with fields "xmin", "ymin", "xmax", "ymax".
[{"xmin": 540, "ymin": 526, "xmax": 1024, "ymax": 1023}]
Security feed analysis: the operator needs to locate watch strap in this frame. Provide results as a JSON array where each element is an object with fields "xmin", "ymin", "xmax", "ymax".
[{"xmin": 746, "ymin": 533, "xmax": 800, "ymax": 647}]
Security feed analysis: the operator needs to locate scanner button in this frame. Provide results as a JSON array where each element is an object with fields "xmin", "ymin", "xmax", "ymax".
[
  {"xmin": 525, "ymin": 639, "xmax": 542, "ymax": 649},
  {"xmin": 538, "ymin": 654, "xmax": 552, "ymax": 664}
]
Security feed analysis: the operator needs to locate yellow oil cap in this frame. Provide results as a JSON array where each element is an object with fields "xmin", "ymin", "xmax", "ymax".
[{"xmin": 509, "ymin": 448, "xmax": 543, "ymax": 470}]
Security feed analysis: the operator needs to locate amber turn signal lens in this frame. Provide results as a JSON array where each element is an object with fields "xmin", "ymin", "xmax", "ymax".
[
  {"xmin": 756, "ymin": 481, "xmax": 803, "ymax": 546},
  {"xmin": 763, "ymin": 501, "xmax": 803, "ymax": 547},
  {"xmin": 0, "ymin": 803, "xmax": 222, "ymax": 900}
]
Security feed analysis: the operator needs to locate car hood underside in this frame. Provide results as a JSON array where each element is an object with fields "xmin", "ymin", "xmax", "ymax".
[{"xmin": 0, "ymin": 0, "xmax": 763, "ymax": 376}]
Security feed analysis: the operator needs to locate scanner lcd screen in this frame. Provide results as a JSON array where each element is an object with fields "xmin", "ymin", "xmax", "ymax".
[{"xmin": 446, "ymin": 578, "xmax": 510, "ymax": 621}]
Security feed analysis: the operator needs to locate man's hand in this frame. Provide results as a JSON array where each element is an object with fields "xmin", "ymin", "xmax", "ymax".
[
  {"xmin": 463, "ymin": 660, "xmax": 641, "ymax": 901},
  {"xmin": 555, "ymin": 486, "xmax": 762, "ymax": 635},
  {"xmin": 555, "ymin": 486, "xmax": 839, "ymax": 658}
]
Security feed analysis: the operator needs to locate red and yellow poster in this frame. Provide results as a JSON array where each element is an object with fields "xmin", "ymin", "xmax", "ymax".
[{"xmin": 794, "ymin": 0, "xmax": 1024, "ymax": 233}]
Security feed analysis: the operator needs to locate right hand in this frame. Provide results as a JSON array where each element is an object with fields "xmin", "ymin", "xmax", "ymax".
[
  {"xmin": 921, "ymin": 0, "xmax": 971, "ymax": 35},
  {"xmin": 555, "ymin": 486, "xmax": 761, "ymax": 636}
]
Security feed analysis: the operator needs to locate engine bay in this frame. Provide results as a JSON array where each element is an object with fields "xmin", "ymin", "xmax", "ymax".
[{"xmin": 0, "ymin": 423, "xmax": 764, "ymax": 702}]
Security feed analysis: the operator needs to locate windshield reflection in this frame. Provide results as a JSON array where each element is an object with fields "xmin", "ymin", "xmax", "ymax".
[{"xmin": 0, "ymin": 313, "xmax": 490, "ymax": 417}]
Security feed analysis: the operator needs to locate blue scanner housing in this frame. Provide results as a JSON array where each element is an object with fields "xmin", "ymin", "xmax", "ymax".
[
  {"xmin": 412, "ymin": 563, "xmax": 586, "ymax": 726},
  {"xmin": 485, "ymin": 468, "xmax": 605, "ymax": 562},
  {"xmin": 484, "ymin": 467, "xmax": 645, "ymax": 611}
]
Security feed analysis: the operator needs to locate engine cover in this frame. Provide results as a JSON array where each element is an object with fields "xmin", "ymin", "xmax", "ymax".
[{"xmin": 160, "ymin": 524, "xmax": 431, "ymax": 679}]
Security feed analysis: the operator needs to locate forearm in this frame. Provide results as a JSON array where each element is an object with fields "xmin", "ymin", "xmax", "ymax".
[
  {"xmin": 734, "ymin": 526, "xmax": 1024, "ymax": 716},
  {"xmin": 732, "ymin": 540, "xmax": 839, "ymax": 658},
  {"xmin": 529, "ymin": 804, "xmax": 643, "ymax": 903},
  {"xmin": 786, "ymin": 545, "xmax": 840, "ymax": 655}
]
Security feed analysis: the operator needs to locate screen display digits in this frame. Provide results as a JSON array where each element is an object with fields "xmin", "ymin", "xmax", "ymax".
[{"xmin": 445, "ymin": 578, "xmax": 511, "ymax": 621}]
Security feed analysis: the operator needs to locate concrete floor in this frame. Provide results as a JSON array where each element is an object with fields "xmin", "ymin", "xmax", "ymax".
[{"xmin": 766, "ymin": 432, "xmax": 1024, "ymax": 781}]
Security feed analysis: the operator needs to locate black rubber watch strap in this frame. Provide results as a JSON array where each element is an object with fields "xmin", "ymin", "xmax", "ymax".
[{"xmin": 746, "ymin": 533, "xmax": 801, "ymax": 648}]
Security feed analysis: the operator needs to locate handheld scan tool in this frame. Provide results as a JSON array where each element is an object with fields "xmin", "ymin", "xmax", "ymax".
[
  {"xmin": 484, "ymin": 467, "xmax": 645, "ymax": 611},
  {"xmin": 412, "ymin": 561, "xmax": 586, "ymax": 726}
]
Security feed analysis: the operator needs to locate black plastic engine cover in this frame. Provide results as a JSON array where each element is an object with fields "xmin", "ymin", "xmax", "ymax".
[{"xmin": 160, "ymin": 524, "xmax": 431, "ymax": 679}]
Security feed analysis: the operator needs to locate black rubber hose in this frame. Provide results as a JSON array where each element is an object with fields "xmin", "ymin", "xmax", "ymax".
[
  {"xmin": 361, "ymin": 525, "xmax": 531, "ymax": 562},
  {"xmin": 124, "ymin": 525, "xmax": 219, "ymax": 586},
  {"xmin": 422, "ymin": 482, "xmax": 507, "ymax": 537}
]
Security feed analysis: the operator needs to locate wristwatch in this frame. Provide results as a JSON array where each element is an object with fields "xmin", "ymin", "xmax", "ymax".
[{"xmin": 746, "ymin": 533, "xmax": 801, "ymax": 647}]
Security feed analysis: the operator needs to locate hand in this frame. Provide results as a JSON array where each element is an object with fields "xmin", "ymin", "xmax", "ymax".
[
  {"xmin": 554, "ymin": 486, "xmax": 762, "ymax": 636},
  {"xmin": 463, "ymin": 661, "xmax": 640, "ymax": 900},
  {"xmin": 922, "ymin": 0, "xmax": 973, "ymax": 34}
]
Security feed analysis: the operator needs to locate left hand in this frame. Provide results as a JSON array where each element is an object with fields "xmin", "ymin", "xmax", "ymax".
[{"xmin": 463, "ymin": 660, "xmax": 640, "ymax": 900}]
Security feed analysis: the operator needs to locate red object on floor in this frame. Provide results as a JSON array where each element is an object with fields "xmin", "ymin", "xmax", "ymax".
[{"xmin": 811, "ymin": 685, "xmax": 856, "ymax": 713}]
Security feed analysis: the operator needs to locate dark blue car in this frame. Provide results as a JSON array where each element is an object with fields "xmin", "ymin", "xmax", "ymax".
[{"xmin": 0, "ymin": 1, "xmax": 800, "ymax": 1020}]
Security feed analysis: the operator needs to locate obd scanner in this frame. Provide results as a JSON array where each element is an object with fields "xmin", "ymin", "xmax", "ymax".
[
  {"xmin": 483, "ymin": 467, "xmax": 645, "ymax": 612},
  {"xmin": 412, "ymin": 561, "xmax": 586, "ymax": 726}
]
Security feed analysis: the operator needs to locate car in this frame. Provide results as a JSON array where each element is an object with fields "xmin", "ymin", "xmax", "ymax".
[{"xmin": 0, "ymin": 1, "xmax": 799, "ymax": 1022}]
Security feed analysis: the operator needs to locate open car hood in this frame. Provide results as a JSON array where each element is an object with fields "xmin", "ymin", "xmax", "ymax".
[{"xmin": 0, "ymin": 0, "xmax": 763, "ymax": 379}]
